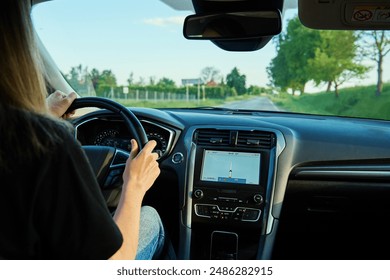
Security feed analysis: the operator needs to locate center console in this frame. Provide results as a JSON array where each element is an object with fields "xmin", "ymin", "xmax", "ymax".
[{"xmin": 188, "ymin": 128, "xmax": 277, "ymax": 259}]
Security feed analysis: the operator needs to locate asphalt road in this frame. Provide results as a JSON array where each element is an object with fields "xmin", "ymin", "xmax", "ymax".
[{"xmin": 221, "ymin": 96, "xmax": 280, "ymax": 111}]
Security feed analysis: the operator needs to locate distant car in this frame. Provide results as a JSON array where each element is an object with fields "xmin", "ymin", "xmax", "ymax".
[{"xmin": 27, "ymin": 0, "xmax": 390, "ymax": 259}]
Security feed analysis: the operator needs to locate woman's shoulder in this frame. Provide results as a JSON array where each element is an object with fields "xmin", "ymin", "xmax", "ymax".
[
  {"xmin": 2, "ymin": 105, "xmax": 73, "ymax": 137},
  {"xmin": 24, "ymin": 109, "xmax": 76, "ymax": 146},
  {"xmin": 35, "ymin": 113, "xmax": 75, "ymax": 141},
  {"xmin": 0, "ymin": 106, "xmax": 79, "ymax": 169}
]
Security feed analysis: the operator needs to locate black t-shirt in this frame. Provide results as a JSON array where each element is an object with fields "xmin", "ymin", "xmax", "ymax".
[{"xmin": 0, "ymin": 111, "xmax": 123, "ymax": 259}]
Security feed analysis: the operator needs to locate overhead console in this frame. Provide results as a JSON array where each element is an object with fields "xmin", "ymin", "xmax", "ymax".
[{"xmin": 187, "ymin": 128, "xmax": 278, "ymax": 259}]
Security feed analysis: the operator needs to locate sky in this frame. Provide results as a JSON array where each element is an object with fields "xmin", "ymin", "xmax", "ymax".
[{"xmin": 32, "ymin": 0, "xmax": 387, "ymax": 91}]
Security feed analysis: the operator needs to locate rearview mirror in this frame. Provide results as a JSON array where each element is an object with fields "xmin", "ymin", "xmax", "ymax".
[{"xmin": 183, "ymin": 10, "xmax": 282, "ymax": 40}]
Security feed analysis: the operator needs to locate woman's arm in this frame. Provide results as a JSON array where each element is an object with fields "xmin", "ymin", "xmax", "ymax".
[
  {"xmin": 109, "ymin": 140, "xmax": 160, "ymax": 260},
  {"xmin": 45, "ymin": 92, "xmax": 161, "ymax": 259}
]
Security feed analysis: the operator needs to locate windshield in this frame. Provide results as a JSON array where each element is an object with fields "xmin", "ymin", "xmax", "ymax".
[{"xmin": 32, "ymin": 0, "xmax": 390, "ymax": 120}]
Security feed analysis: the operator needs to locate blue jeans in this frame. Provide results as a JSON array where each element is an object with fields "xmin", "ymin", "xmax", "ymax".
[{"xmin": 135, "ymin": 206, "xmax": 165, "ymax": 260}]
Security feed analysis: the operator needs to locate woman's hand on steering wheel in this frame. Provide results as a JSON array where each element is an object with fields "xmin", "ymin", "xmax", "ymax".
[{"xmin": 122, "ymin": 139, "xmax": 160, "ymax": 200}]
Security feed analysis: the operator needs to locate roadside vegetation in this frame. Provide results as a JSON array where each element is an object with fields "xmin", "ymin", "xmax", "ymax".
[
  {"xmin": 267, "ymin": 17, "xmax": 390, "ymax": 97},
  {"xmin": 270, "ymin": 83, "xmax": 390, "ymax": 120},
  {"xmin": 62, "ymin": 16, "xmax": 389, "ymax": 120},
  {"xmin": 63, "ymin": 64, "xmax": 261, "ymax": 101},
  {"xmin": 113, "ymin": 94, "xmax": 256, "ymax": 108},
  {"xmin": 116, "ymin": 83, "xmax": 390, "ymax": 121}
]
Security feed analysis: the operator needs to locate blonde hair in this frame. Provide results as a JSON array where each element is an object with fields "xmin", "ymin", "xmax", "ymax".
[
  {"xmin": 0, "ymin": 0, "xmax": 67, "ymax": 169},
  {"xmin": 0, "ymin": 0, "xmax": 48, "ymax": 114}
]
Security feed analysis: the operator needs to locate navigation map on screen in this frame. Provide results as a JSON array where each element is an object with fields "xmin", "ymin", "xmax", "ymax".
[{"xmin": 200, "ymin": 150, "xmax": 261, "ymax": 185}]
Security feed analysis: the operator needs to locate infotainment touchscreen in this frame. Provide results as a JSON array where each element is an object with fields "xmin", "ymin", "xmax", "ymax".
[{"xmin": 200, "ymin": 150, "xmax": 261, "ymax": 185}]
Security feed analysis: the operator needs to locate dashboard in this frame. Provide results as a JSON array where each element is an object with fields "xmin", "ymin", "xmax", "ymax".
[
  {"xmin": 75, "ymin": 116, "xmax": 177, "ymax": 159},
  {"xmin": 71, "ymin": 107, "xmax": 390, "ymax": 260}
]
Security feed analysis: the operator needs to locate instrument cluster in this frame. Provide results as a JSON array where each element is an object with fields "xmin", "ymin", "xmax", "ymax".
[{"xmin": 75, "ymin": 118, "xmax": 175, "ymax": 159}]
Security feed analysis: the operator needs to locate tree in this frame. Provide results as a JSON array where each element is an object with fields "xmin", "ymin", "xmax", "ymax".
[
  {"xmin": 248, "ymin": 85, "xmax": 266, "ymax": 95},
  {"xmin": 65, "ymin": 64, "xmax": 93, "ymax": 95},
  {"xmin": 308, "ymin": 30, "xmax": 368, "ymax": 97},
  {"xmin": 136, "ymin": 77, "xmax": 145, "ymax": 86},
  {"xmin": 149, "ymin": 76, "xmax": 156, "ymax": 86},
  {"xmin": 90, "ymin": 68, "xmax": 101, "ymax": 90},
  {"xmin": 99, "ymin": 70, "xmax": 117, "ymax": 87},
  {"xmin": 65, "ymin": 66, "xmax": 118, "ymax": 97},
  {"xmin": 360, "ymin": 31, "xmax": 390, "ymax": 96},
  {"xmin": 268, "ymin": 16, "xmax": 369, "ymax": 97},
  {"xmin": 226, "ymin": 67, "xmax": 246, "ymax": 95},
  {"xmin": 267, "ymin": 44, "xmax": 295, "ymax": 93},
  {"xmin": 267, "ymin": 17, "xmax": 321, "ymax": 94},
  {"xmin": 200, "ymin": 66, "xmax": 221, "ymax": 84},
  {"xmin": 127, "ymin": 72, "xmax": 134, "ymax": 86},
  {"xmin": 66, "ymin": 64, "xmax": 84, "ymax": 88},
  {"xmin": 157, "ymin": 77, "xmax": 176, "ymax": 88}
]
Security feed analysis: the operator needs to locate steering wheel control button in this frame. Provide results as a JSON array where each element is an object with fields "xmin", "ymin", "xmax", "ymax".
[
  {"xmin": 193, "ymin": 189, "xmax": 204, "ymax": 199},
  {"xmin": 104, "ymin": 168, "xmax": 123, "ymax": 189},
  {"xmin": 172, "ymin": 152, "xmax": 184, "ymax": 164}
]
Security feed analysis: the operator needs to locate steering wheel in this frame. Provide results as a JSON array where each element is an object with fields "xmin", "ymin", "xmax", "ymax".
[{"xmin": 68, "ymin": 97, "xmax": 148, "ymax": 190}]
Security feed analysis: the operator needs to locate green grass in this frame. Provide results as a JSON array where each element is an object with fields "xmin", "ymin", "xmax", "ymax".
[
  {"xmin": 270, "ymin": 83, "xmax": 390, "ymax": 120},
  {"xmin": 114, "ymin": 99, "xmax": 220, "ymax": 108},
  {"xmin": 114, "ymin": 94, "xmax": 256, "ymax": 109},
  {"xmin": 114, "ymin": 86, "xmax": 390, "ymax": 121}
]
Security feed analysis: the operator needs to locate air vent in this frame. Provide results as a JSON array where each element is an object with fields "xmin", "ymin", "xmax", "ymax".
[
  {"xmin": 194, "ymin": 129, "xmax": 231, "ymax": 146},
  {"xmin": 237, "ymin": 131, "xmax": 275, "ymax": 149},
  {"xmin": 194, "ymin": 129, "xmax": 276, "ymax": 149}
]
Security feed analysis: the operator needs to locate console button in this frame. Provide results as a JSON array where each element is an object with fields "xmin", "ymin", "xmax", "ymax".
[
  {"xmin": 253, "ymin": 194, "xmax": 264, "ymax": 205},
  {"xmin": 242, "ymin": 209, "xmax": 261, "ymax": 221},
  {"xmin": 195, "ymin": 204, "xmax": 213, "ymax": 217},
  {"xmin": 193, "ymin": 189, "xmax": 204, "ymax": 199},
  {"xmin": 211, "ymin": 213, "xmax": 220, "ymax": 219},
  {"xmin": 220, "ymin": 212, "xmax": 232, "ymax": 220},
  {"xmin": 218, "ymin": 197, "xmax": 238, "ymax": 202},
  {"xmin": 232, "ymin": 210, "xmax": 244, "ymax": 221},
  {"xmin": 220, "ymin": 206, "xmax": 235, "ymax": 211},
  {"xmin": 195, "ymin": 204, "xmax": 261, "ymax": 222},
  {"xmin": 197, "ymin": 205, "xmax": 207, "ymax": 215},
  {"xmin": 172, "ymin": 152, "xmax": 184, "ymax": 164}
]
